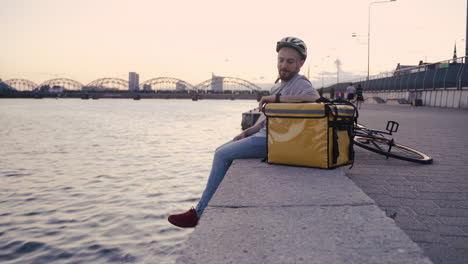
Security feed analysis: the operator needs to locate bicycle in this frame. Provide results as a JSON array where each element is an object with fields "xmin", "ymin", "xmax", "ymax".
[{"xmin": 353, "ymin": 121, "xmax": 433, "ymax": 164}]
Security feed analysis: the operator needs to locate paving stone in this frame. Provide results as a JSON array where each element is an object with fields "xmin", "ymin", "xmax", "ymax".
[
  {"xmin": 413, "ymin": 207, "xmax": 468, "ymax": 217},
  {"xmin": 441, "ymin": 235, "xmax": 468, "ymax": 249},
  {"xmin": 385, "ymin": 179, "xmax": 415, "ymax": 186},
  {"xmin": 418, "ymin": 192, "xmax": 468, "ymax": 201},
  {"xmin": 358, "ymin": 185, "xmax": 387, "ymax": 194},
  {"xmin": 387, "ymin": 190, "xmax": 419, "ymax": 199},
  {"xmin": 351, "ymin": 178, "xmax": 388, "ymax": 186},
  {"xmin": 419, "ymin": 244, "xmax": 468, "ymax": 264},
  {"xmin": 394, "ymin": 216, "xmax": 429, "ymax": 231},
  {"xmin": 455, "ymin": 248, "xmax": 468, "ymax": 261},
  {"xmin": 406, "ymin": 230, "xmax": 446, "ymax": 244},
  {"xmin": 404, "ymin": 176, "xmax": 435, "ymax": 182},
  {"xmin": 437, "ymin": 216, "xmax": 468, "ymax": 226},
  {"xmin": 434, "ymin": 200, "xmax": 468, "ymax": 209},
  {"xmin": 415, "ymin": 184, "xmax": 467, "ymax": 193},
  {"xmin": 384, "ymin": 185, "xmax": 417, "ymax": 193},
  {"xmin": 460, "ymin": 226, "xmax": 468, "ymax": 233},
  {"xmin": 429, "ymin": 225, "xmax": 466, "ymax": 236},
  {"xmin": 416, "ymin": 216, "xmax": 442, "ymax": 227},
  {"xmin": 346, "ymin": 104, "xmax": 468, "ymax": 264},
  {"xmin": 370, "ymin": 194, "xmax": 399, "ymax": 207},
  {"xmin": 396, "ymin": 198, "xmax": 438, "ymax": 208}
]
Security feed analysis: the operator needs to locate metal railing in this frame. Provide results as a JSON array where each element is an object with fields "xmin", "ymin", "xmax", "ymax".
[{"xmin": 327, "ymin": 56, "xmax": 467, "ymax": 92}]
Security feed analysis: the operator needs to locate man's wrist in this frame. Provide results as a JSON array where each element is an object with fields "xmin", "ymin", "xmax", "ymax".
[{"xmin": 275, "ymin": 93, "xmax": 281, "ymax": 103}]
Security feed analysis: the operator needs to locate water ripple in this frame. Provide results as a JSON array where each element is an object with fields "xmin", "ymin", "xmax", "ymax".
[
  {"xmin": 46, "ymin": 218, "xmax": 79, "ymax": 225},
  {"xmin": 0, "ymin": 99, "xmax": 253, "ymax": 263},
  {"xmin": 0, "ymin": 241, "xmax": 46, "ymax": 262},
  {"xmin": 15, "ymin": 241, "xmax": 45, "ymax": 254},
  {"xmin": 3, "ymin": 173, "xmax": 31, "ymax": 177}
]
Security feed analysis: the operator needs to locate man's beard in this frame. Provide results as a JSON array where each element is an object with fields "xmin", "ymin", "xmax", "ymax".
[{"xmin": 279, "ymin": 68, "xmax": 297, "ymax": 81}]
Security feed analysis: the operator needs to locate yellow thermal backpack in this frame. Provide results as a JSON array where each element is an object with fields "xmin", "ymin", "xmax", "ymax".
[{"xmin": 263, "ymin": 102, "xmax": 357, "ymax": 169}]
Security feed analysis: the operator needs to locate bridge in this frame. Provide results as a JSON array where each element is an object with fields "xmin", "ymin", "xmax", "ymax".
[{"xmin": 1, "ymin": 76, "xmax": 265, "ymax": 94}]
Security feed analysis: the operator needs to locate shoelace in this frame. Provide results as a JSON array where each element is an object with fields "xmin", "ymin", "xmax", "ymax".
[{"xmin": 180, "ymin": 207, "xmax": 196, "ymax": 217}]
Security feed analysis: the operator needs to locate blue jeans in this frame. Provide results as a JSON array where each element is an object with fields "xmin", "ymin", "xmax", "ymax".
[{"xmin": 195, "ymin": 135, "xmax": 266, "ymax": 216}]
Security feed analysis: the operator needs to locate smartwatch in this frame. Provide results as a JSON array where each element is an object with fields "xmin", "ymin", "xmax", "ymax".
[{"xmin": 275, "ymin": 93, "xmax": 281, "ymax": 103}]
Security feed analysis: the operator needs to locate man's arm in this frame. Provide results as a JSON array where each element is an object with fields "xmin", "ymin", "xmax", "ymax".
[
  {"xmin": 233, "ymin": 115, "xmax": 266, "ymax": 141},
  {"xmin": 258, "ymin": 94, "xmax": 319, "ymax": 109}
]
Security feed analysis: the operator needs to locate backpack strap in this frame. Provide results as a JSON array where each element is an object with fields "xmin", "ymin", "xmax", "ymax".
[
  {"xmin": 326, "ymin": 103, "xmax": 340, "ymax": 165},
  {"xmin": 327, "ymin": 101, "xmax": 358, "ymax": 169}
]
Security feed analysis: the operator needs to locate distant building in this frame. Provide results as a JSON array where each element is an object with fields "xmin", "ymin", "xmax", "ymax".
[
  {"xmin": 143, "ymin": 84, "xmax": 152, "ymax": 91},
  {"xmin": 49, "ymin": 85, "xmax": 64, "ymax": 93},
  {"xmin": 82, "ymin": 85, "xmax": 117, "ymax": 92},
  {"xmin": 394, "ymin": 61, "xmax": 436, "ymax": 75},
  {"xmin": 394, "ymin": 63, "xmax": 416, "ymax": 75},
  {"xmin": 395, "ymin": 45, "xmax": 459, "ymax": 76},
  {"xmin": 212, "ymin": 74, "xmax": 224, "ymax": 92},
  {"xmin": 129, "ymin": 72, "xmax": 140, "ymax": 91},
  {"xmin": 176, "ymin": 81, "xmax": 186, "ymax": 91},
  {"xmin": 453, "ymin": 43, "xmax": 458, "ymax": 60},
  {"xmin": 39, "ymin": 85, "xmax": 50, "ymax": 93},
  {"xmin": 0, "ymin": 81, "xmax": 11, "ymax": 91}
]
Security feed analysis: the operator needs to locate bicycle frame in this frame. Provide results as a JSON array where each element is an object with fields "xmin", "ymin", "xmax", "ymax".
[
  {"xmin": 354, "ymin": 124, "xmax": 395, "ymax": 157},
  {"xmin": 355, "ymin": 121, "xmax": 399, "ymax": 137},
  {"xmin": 353, "ymin": 121, "xmax": 433, "ymax": 164}
]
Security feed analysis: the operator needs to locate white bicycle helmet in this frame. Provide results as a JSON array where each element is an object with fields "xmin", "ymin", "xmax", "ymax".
[{"xmin": 276, "ymin": 37, "xmax": 307, "ymax": 60}]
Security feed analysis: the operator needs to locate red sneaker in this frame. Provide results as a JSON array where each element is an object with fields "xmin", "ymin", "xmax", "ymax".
[{"xmin": 168, "ymin": 207, "xmax": 199, "ymax": 228}]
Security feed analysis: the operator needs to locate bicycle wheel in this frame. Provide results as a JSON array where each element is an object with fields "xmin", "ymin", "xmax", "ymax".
[{"xmin": 354, "ymin": 136, "xmax": 433, "ymax": 164}]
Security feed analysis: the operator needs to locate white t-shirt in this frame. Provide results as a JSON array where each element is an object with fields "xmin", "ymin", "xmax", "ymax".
[
  {"xmin": 346, "ymin": 85, "xmax": 356, "ymax": 94},
  {"xmin": 270, "ymin": 74, "xmax": 318, "ymax": 97},
  {"xmin": 251, "ymin": 73, "xmax": 319, "ymax": 138}
]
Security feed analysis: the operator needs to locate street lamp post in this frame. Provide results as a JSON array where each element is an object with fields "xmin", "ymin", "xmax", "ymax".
[
  {"xmin": 366, "ymin": 0, "xmax": 396, "ymax": 80},
  {"xmin": 320, "ymin": 56, "xmax": 331, "ymax": 88}
]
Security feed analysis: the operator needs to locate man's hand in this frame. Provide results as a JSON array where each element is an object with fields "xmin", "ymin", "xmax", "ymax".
[
  {"xmin": 233, "ymin": 131, "xmax": 246, "ymax": 141},
  {"xmin": 258, "ymin": 95, "xmax": 276, "ymax": 110}
]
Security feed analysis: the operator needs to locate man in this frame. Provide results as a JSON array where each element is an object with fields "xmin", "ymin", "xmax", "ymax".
[
  {"xmin": 346, "ymin": 82, "xmax": 356, "ymax": 103},
  {"xmin": 168, "ymin": 37, "xmax": 320, "ymax": 228},
  {"xmin": 356, "ymin": 84, "xmax": 364, "ymax": 109}
]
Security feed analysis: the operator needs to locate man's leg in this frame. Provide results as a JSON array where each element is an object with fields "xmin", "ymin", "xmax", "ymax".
[
  {"xmin": 168, "ymin": 135, "xmax": 266, "ymax": 228},
  {"xmin": 195, "ymin": 135, "xmax": 266, "ymax": 216}
]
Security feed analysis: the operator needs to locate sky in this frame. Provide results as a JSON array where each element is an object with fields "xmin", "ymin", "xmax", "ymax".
[{"xmin": 1, "ymin": 0, "xmax": 466, "ymax": 88}]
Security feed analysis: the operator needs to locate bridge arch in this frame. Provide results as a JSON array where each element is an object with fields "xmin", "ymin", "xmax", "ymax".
[
  {"xmin": 3, "ymin": 79, "xmax": 39, "ymax": 91},
  {"xmin": 39, "ymin": 78, "xmax": 84, "ymax": 91},
  {"xmin": 195, "ymin": 76, "xmax": 262, "ymax": 92},
  {"xmin": 140, "ymin": 77, "xmax": 196, "ymax": 92},
  {"xmin": 84, "ymin": 78, "xmax": 129, "ymax": 91}
]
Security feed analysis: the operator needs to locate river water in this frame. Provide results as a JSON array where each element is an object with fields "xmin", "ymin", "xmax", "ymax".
[{"xmin": 0, "ymin": 98, "xmax": 256, "ymax": 264}]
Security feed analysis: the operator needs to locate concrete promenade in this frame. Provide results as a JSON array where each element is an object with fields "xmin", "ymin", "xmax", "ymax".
[
  {"xmin": 179, "ymin": 104, "xmax": 467, "ymax": 264},
  {"xmin": 347, "ymin": 104, "xmax": 468, "ymax": 264},
  {"xmin": 178, "ymin": 160, "xmax": 431, "ymax": 264}
]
